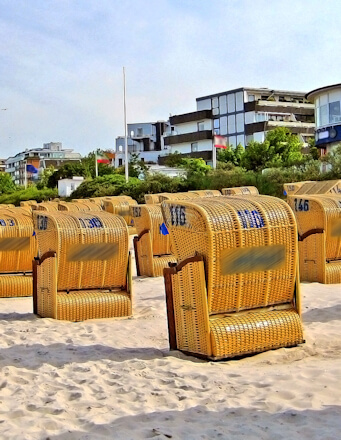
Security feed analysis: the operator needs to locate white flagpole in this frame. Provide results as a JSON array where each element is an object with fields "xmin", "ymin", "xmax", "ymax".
[
  {"xmin": 123, "ymin": 67, "xmax": 129, "ymax": 182},
  {"xmin": 95, "ymin": 150, "xmax": 98, "ymax": 177},
  {"xmin": 212, "ymin": 139, "xmax": 217, "ymax": 169},
  {"xmin": 24, "ymin": 160, "xmax": 27, "ymax": 188}
]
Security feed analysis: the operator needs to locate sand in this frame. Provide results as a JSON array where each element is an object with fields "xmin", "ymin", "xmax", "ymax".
[{"xmin": 0, "ymin": 260, "xmax": 340, "ymax": 439}]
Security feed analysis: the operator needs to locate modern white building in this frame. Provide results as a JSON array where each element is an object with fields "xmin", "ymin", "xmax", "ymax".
[
  {"xmin": 114, "ymin": 121, "xmax": 169, "ymax": 168},
  {"xmin": 58, "ymin": 177, "xmax": 84, "ymax": 197},
  {"xmin": 163, "ymin": 87, "xmax": 315, "ymax": 164},
  {"xmin": 5, "ymin": 142, "xmax": 82, "ymax": 186},
  {"xmin": 306, "ymin": 83, "xmax": 341, "ymax": 155}
]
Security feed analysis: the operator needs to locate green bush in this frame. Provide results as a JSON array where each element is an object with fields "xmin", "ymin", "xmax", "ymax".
[{"xmin": 0, "ymin": 187, "xmax": 58, "ymax": 206}]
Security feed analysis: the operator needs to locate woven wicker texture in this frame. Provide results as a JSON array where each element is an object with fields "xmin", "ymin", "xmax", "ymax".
[
  {"xmin": 0, "ymin": 275, "xmax": 32, "ymax": 297},
  {"xmin": 35, "ymin": 202, "xmax": 60, "ymax": 211},
  {"xmin": 144, "ymin": 194, "xmax": 162, "ymax": 204},
  {"xmin": 221, "ymin": 186, "xmax": 259, "ymax": 195},
  {"xmin": 103, "ymin": 198, "xmax": 138, "ymax": 228},
  {"xmin": 132, "ymin": 204, "xmax": 176, "ymax": 276},
  {"xmin": 163, "ymin": 195, "xmax": 303, "ymax": 359},
  {"xmin": 72, "ymin": 200, "xmax": 103, "ymax": 211},
  {"xmin": 210, "ymin": 307, "xmax": 303, "ymax": 359},
  {"xmin": 288, "ymin": 194, "xmax": 341, "ymax": 283},
  {"xmin": 33, "ymin": 211, "xmax": 132, "ymax": 320},
  {"xmin": 283, "ymin": 181, "xmax": 314, "ymax": 196},
  {"xmin": 162, "ymin": 195, "xmax": 298, "ymax": 314},
  {"xmin": 158, "ymin": 192, "xmax": 201, "ymax": 202},
  {"xmin": 0, "ymin": 210, "xmax": 36, "ymax": 297},
  {"xmin": 20, "ymin": 200, "xmax": 38, "ymax": 207},
  {"xmin": 189, "ymin": 190, "xmax": 222, "ymax": 197},
  {"xmin": 295, "ymin": 180, "xmax": 341, "ymax": 195}
]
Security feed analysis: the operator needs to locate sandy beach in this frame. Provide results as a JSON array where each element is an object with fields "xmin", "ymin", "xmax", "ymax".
[{"xmin": 0, "ymin": 250, "xmax": 340, "ymax": 439}]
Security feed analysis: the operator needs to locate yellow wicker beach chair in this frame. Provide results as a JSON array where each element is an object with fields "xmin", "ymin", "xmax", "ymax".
[
  {"xmin": 34, "ymin": 202, "xmax": 60, "ymax": 211},
  {"xmin": 295, "ymin": 180, "xmax": 341, "ymax": 196},
  {"xmin": 32, "ymin": 211, "xmax": 132, "ymax": 321},
  {"xmin": 162, "ymin": 195, "xmax": 303, "ymax": 360},
  {"xmin": 0, "ymin": 209, "xmax": 37, "ymax": 297},
  {"xmin": 158, "ymin": 192, "xmax": 201, "ymax": 202},
  {"xmin": 288, "ymin": 194, "xmax": 341, "ymax": 283},
  {"xmin": 283, "ymin": 182, "xmax": 314, "ymax": 197},
  {"xmin": 221, "ymin": 186, "xmax": 259, "ymax": 196},
  {"xmin": 132, "ymin": 204, "xmax": 176, "ymax": 277},
  {"xmin": 71, "ymin": 199, "xmax": 103, "ymax": 211},
  {"xmin": 20, "ymin": 200, "xmax": 38, "ymax": 212},
  {"xmin": 103, "ymin": 198, "xmax": 138, "ymax": 235},
  {"xmin": 144, "ymin": 194, "xmax": 163, "ymax": 204},
  {"xmin": 189, "ymin": 190, "xmax": 222, "ymax": 197}
]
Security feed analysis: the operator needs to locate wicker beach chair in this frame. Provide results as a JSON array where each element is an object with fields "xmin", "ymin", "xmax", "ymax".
[
  {"xmin": 288, "ymin": 194, "xmax": 341, "ymax": 283},
  {"xmin": 132, "ymin": 204, "xmax": 176, "ymax": 277},
  {"xmin": 34, "ymin": 202, "xmax": 60, "ymax": 211},
  {"xmin": 32, "ymin": 211, "xmax": 132, "ymax": 321},
  {"xmin": 162, "ymin": 195, "xmax": 303, "ymax": 360},
  {"xmin": 20, "ymin": 200, "xmax": 38, "ymax": 212},
  {"xmin": 71, "ymin": 199, "xmax": 103, "ymax": 211},
  {"xmin": 189, "ymin": 190, "xmax": 222, "ymax": 197},
  {"xmin": 0, "ymin": 209, "xmax": 37, "ymax": 297},
  {"xmin": 144, "ymin": 194, "xmax": 163, "ymax": 204},
  {"xmin": 103, "ymin": 198, "xmax": 138, "ymax": 235},
  {"xmin": 158, "ymin": 192, "xmax": 201, "ymax": 202},
  {"xmin": 221, "ymin": 186, "xmax": 259, "ymax": 195},
  {"xmin": 294, "ymin": 180, "xmax": 341, "ymax": 196},
  {"xmin": 283, "ymin": 181, "xmax": 314, "ymax": 197}
]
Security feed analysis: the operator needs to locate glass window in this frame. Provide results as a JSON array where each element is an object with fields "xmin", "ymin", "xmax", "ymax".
[
  {"xmin": 248, "ymin": 94, "xmax": 255, "ymax": 102},
  {"xmin": 213, "ymin": 119, "xmax": 220, "ymax": 129},
  {"xmin": 236, "ymin": 113, "xmax": 244, "ymax": 132},
  {"xmin": 191, "ymin": 142, "xmax": 198, "ymax": 152},
  {"xmin": 228, "ymin": 115, "xmax": 236, "ymax": 134},
  {"xmin": 220, "ymin": 116, "xmax": 227, "ymax": 135},
  {"xmin": 319, "ymin": 104, "xmax": 328, "ymax": 126},
  {"xmin": 227, "ymin": 94, "xmax": 235, "ymax": 113},
  {"xmin": 237, "ymin": 134, "xmax": 245, "ymax": 147},
  {"xmin": 235, "ymin": 91, "xmax": 244, "ymax": 111},
  {"xmin": 212, "ymin": 108, "xmax": 219, "ymax": 116},
  {"xmin": 329, "ymin": 101, "xmax": 341, "ymax": 124},
  {"xmin": 197, "ymin": 99, "xmax": 211, "ymax": 110},
  {"xmin": 219, "ymin": 95, "xmax": 227, "ymax": 114},
  {"xmin": 119, "ymin": 158, "xmax": 123, "ymax": 166},
  {"xmin": 212, "ymin": 97, "xmax": 219, "ymax": 108},
  {"xmin": 198, "ymin": 121, "xmax": 205, "ymax": 131},
  {"xmin": 228, "ymin": 136, "xmax": 237, "ymax": 148}
]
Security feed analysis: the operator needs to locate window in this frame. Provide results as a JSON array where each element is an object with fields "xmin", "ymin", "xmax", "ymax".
[
  {"xmin": 329, "ymin": 101, "xmax": 341, "ymax": 124},
  {"xmin": 213, "ymin": 119, "xmax": 220, "ymax": 129},
  {"xmin": 220, "ymin": 116, "xmax": 227, "ymax": 135},
  {"xmin": 248, "ymin": 94, "xmax": 255, "ymax": 102},
  {"xmin": 236, "ymin": 113, "xmax": 244, "ymax": 132},
  {"xmin": 320, "ymin": 104, "xmax": 328, "ymax": 126},
  {"xmin": 227, "ymin": 94, "xmax": 235, "ymax": 113},
  {"xmin": 191, "ymin": 142, "xmax": 198, "ymax": 152},
  {"xmin": 137, "ymin": 128, "xmax": 143, "ymax": 136},
  {"xmin": 235, "ymin": 91, "xmax": 244, "ymax": 111},
  {"xmin": 228, "ymin": 114, "xmax": 236, "ymax": 134},
  {"xmin": 212, "ymin": 97, "xmax": 219, "ymax": 108},
  {"xmin": 197, "ymin": 121, "xmax": 205, "ymax": 131},
  {"xmin": 219, "ymin": 95, "xmax": 227, "ymax": 114},
  {"xmin": 118, "ymin": 158, "xmax": 123, "ymax": 166}
]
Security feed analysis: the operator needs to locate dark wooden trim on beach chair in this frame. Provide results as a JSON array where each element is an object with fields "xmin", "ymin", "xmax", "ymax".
[
  {"xmin": 133, "ymin": 229, "xmax": 150, "ymax": 276},
  {"xmin": 163, "ymin": 254, "xmax": 204, "ymax": 351},
  {"xmin": 298, "ymin": 228, "xmax": 324, "ymax": 242},
  {"xmin": 32, "ymin": 251, "xmax": 56, "ymax": 315}
]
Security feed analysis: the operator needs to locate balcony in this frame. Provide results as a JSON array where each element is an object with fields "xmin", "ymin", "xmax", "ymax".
[
  {"xmin": 244, "ymin": 100, "xmax": 314, "ymax": 115},
  {"xmin": 245, "ymin": 121, "xmax": 315, "ymax": 136},
  {"xmin": 169, "ymin": 110, "xmax": 212, "ymax": 125},
  {"xmin": 164, "ymin": 130, "xmax": 212, "ymax": 146}
]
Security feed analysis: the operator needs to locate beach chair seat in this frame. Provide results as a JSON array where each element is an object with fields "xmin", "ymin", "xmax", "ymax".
[
  {"xmin": 144, "ymin": 194, "xmax": 163, "ymax": 204},
  {"xmin": 288, "ymin": 194, "xmax": 341, "ymax": 283},
  {"xmin": 221, "ymin": 186, "xmax": 259, "ymax": 195},
  {"xmin": 283, "ymin": 181, "xmax": 314, "ymax": 197},
  {"xmin": 162, "ymin": 195, "xmax": 303, "ymax": 360},
  {"xmin": 33, "ymin": 211, "xmax": 132, "ymax": 321},
  {"xmin": 132, "ymin": 204, "xmax": 176, "ymax": 277},
  {"xmin": 0, "ymin": 210, "xmax": 37, "ymax": 297}
]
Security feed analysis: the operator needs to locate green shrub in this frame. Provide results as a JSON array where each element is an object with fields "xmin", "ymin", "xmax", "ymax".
[{"xmin": 0, "ymin": 187, "xmax": 58, "ymax": 206}]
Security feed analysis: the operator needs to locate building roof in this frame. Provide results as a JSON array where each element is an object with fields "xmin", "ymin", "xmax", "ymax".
[
  {"xmin": 197, "ymin": 87, "xmax": 308, "ymax": 101},
  {"xmin": 306, "ymin": 83, "xmax": 341, "ymax": 100}
]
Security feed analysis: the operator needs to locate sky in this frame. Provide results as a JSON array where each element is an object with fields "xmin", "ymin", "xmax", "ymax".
[{"xmin": 0, "ymin": 0, "xmax": 340, "ymax": 158}]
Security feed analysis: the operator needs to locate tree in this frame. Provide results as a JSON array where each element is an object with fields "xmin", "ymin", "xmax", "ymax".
[
  {"xmin": 36, "ymin": 166, "xmax": 55, "ymax": 189},
  {"xmin": 321, "ymin": 143, "xmax": 341, "ymax": 177},
  {"xmin": 241, "ymin": 127, "xmax": 304, "ymax": 171},
  {"xmin": 0, "ymin": 173, "xmax": 16, "ymax": 194},
  {"xmin": 218, "ymin": 143, "xmax": 244, "ymax": 166}
]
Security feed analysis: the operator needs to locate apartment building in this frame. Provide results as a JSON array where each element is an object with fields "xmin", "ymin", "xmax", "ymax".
[
  {"xmin": 306, "ymin": 83, "xmax": 341, "ymax": 154},
  {"xmin": 0, "ymin": 159, "xmax": 6, "ymax": 173},
  {"xmin": 5, "ymin": 142, "xmax": 82, "ymax": 185},
  {"xmin": 163, "ymin": 87, "xmax": 315, "ymax": 165},
  {"xmin": 114, "ymin": 121, "xmax": 169, "ymax": 168}
]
